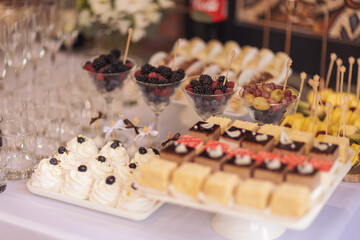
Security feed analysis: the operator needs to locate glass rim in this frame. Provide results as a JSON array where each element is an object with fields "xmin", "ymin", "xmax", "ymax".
[
  {"xmin": 181, "ymin": 74, "xmax": 240, "ymax": 97},
  {"xmin": 81, "ymin": 57, "xmax": 137, "ymax": 76},
  {"xmin": 239, "ymin": 84, "xmax": 300, "ymax": 106},
  {"xmin": 0, "ymin": 119, "xmax": 37, "ymax": 136}
]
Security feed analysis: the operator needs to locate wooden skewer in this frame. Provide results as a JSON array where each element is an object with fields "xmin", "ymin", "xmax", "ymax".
[
  {"xmin": 94, "ymin": 108, "xmax": 99, "ymax": 137},
  {"xmin": 143, "ymin": 126, "xmax": 151, "ymax": 147},
  {"xmin": 357, "ymin": 58, "xmax": 360, "ymax": 112},
  {"xmin": 325, "ymin": 53, "xmax": 337, "ymax": 89},
  {"xmin": 325, "ymin": 102, "xmax": 332, "ymax": 135},
  {"xmin": 295, "ymin": 72, "xmax": 307, "ymax": 113},
  {"xmin": 111, "ymin": 120, "xmax": 115, "ymax": 139},
  {"xmin": 339, "ymin": 96, "xmax": 349, "ymax": 137},
  {"xmin": 223, "ymin": 50, "xmax": 236, "ymax": 86},
  {"xmin": 171, "ymin": 38, "xmax": 181, "ymax": 69},
  {"xmin": 335, "ymin": 58, "xmax": 342, "ymax": 92},
  {"xmin": 312, "ymin": 94, "xmax": 321, "ymax": 134},
  {"xmin": 167, "ymin": 131, "xmax": 172, "ymax": 140},
  {"xmin": 285, "ymin": 0, "xmax": 295, "ymax": 54},
  {"xmin": 282, "ymin": 59, "xmax": 293, "ymax": 91},
  {"xmin": 133, "ymin": 116, "xmax": 139, "ymax": 145},
  {"xmin": 339, "ymin": 66, "xmax": 346, "ymax": 106},
  {"xmin": 123, "ymin": 28, "xmax": 133, "ymax": 65},
  {"xmin": 310, "ymin": 75, "xmax": 320, "ymax": 115},
  {"xmin": 348, "ymin": 57, "xmax": 355, "ymax": 95}
]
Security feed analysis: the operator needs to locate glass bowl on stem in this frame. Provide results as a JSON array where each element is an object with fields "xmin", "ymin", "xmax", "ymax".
[
  {"xmin": 81, "ymin": 58, "xmax": 136, "ymax": 123},
  {"xmin": 132, "ymin": 72, "xmax": 186, "ymax": 146},
  {"xmin": 181, "ymin": 75, "xmax": 240, "ymax": 120},
  {"xmin": 239, "ymin": 83, "xmax": 299, "ymax": 125}
]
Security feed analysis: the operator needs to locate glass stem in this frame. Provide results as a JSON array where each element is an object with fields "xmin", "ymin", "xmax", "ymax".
[
  {"xmin": 32, "ymin": 61, "xmax": 37, "ymax": 86},
  {"xmin": 153, "ymin": 111, "xmax": 161, "ymax": 147}
]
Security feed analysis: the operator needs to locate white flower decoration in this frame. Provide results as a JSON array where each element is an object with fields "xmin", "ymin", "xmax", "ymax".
[{"xmin": 134, "ymin": 123, "xmax": 159, "ymax": 142}]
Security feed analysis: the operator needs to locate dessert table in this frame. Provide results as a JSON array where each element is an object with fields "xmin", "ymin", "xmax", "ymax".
[{"xmin": 1, "ymin": 100, "xmax": 360, "ymax": 240}]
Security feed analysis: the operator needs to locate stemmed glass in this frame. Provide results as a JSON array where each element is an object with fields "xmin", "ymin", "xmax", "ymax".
[
  {"xmin": 2, "ymin": 12, "xmax": 29, "ymax": 92},
  {"xmin": 181, "ymin": 75, "xmax": 239, "ymax": 120},
  {"xmin": 0, "ymin": 24, "xmax": 7, "ymax": 91},
  {"xmin": 26, "ymin": 3, "xmax": 47, "ymax": 87},
  {"xmin": 133, "ymin": 72, "xmax": 186, "ymax": 145}
]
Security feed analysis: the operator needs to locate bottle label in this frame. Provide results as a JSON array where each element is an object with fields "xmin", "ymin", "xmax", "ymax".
[{"xmin": 190, "ymin": 0, "xmax": 228, "ymax": 22}]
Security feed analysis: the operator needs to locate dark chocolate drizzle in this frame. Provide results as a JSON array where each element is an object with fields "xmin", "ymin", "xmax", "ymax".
[
  {"xmin": 275, "ymin": 141, "xmax": 304, "ymax": 152},
  {"xmin": 189, "ymin": 121, "xmax": 220, "ymax": 134},
  {"xmin": 243, "ymin": 133, "xmax": 273, "ymax": 145},
  {"xmin": 310, "ymin": 142, "xmax": 338, "ymax": 154},
  {"xmin": 161, "ymin": 143, "xmax": 194, "ymax": 156},
  {"xmin": 222, "ymin": 127, "xmax": 250, "ymax": 140}
]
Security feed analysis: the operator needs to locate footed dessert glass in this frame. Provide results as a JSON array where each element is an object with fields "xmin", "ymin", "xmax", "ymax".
[
  {"xmin": 239, "ymin": 85, "xmax": 299, "ymax": 125},
  {"xmin": 82, "ymin": 58, "xmax": 136, "ymax": 122},
  {"xmin": 181, "ymin": 75, "xmax": 239, "ymax": 120},
  {"xmin": 133, "ymin": 74, "xmax": 186, "ymax": 145}
]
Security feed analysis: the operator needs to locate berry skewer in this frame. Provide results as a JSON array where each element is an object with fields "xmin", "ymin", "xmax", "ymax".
[{"xmin": 123, "ymin": 28, "xmax": 133, "ymax": 65}]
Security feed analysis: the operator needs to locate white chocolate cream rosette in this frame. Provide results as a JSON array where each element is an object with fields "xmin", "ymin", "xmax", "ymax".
[
  {"xmin": 99, "ymin": 140, "xmax": 129, "ymax": 166},
  {"xmin": 88, "ymin": 155, "xmax": 114, "ymax": 179},
  {"xmin": 66, "ymin": 135, "xmax": 98, "ymax": 162},
  {"xmin": 117, "ymin": 183, "xmax": 157, "ymax": 212},
  {"xmin": 89, "ymin": 175, "xmax": 122, "ymax": 207},
  {"xmin": 31, "ymin": 157, "xmax": 65, "ymax": 193},
  {"xmin": 131, "ymin": 147, "xmax": 160, "ymax": 168},
  {"xmin": 61, "ymin": 164, "xmax": 94, "ymax": 200}
]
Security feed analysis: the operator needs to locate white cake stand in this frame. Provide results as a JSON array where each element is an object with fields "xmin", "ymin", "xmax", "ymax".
[{"xmin": 211, "ymin": 214, "xmax": 285, "ymax": 240}]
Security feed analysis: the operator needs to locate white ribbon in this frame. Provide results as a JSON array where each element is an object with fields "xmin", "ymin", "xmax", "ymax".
[
  {"xmin": 103, "ymin": 119, "xmax": 128, "ymax": 140},
  {"xmin": 134, "ymin": 123, "xmax": 159, "ymax": 142}
]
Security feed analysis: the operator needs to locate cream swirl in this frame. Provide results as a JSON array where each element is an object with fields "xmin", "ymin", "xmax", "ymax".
[
  {"xmin": 31, "ymin": 158, "xmax": 64, "ymax": 193},
  {"xmin": 235, "ymin": 155, "xmax": 252, "ymax": 165},
  {"xmin": 89, "ymin": 175, "xmax": 122, "ymax": 207},
  {"xmin": 88, "ymin": 155, "xmax": 114, "ymax": 179},
  {"xmin": 66, "ymin": 135, "xmax": 98, "ymax": 161},
  {"xmin": 117, "ymin": 184, "xmax": 157, "ymax": 212},
  {"xmin": 99, "ymin": 141, "xmax": 129, "ymax": 166},
  {"xmin": 265, "ymin": 159, "xmax": 281, "ymax": 170},
  {"xmin": 279, "ymin": 130, "xmax": 293, "ymax": 145},
  {"xmin": 207, "ymin": 145, "xmax": 223, "ymax": 158},
  {"xmin": 61, "ymin": 165, "xmax": 94, "ymax": 200},
  {"xmin": 297, "ymin": 164, "xmax": 314, "ymax": 175},
  {"xmin": 114, "ymin": 162, "xmax": 139, "ymax": 186}
]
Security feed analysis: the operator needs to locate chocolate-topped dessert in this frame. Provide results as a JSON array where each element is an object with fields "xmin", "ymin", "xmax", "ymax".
[
  {"xmin": 253, "ymin": 151, "xmax": 287, "ymax": 184},
  {"xmin": 273, "ymin": 130, "xmax": 305, "ymax": 156},
  {"xmin": 219, "ymin": 126, "xmax": 250, "ymax": 149},
  {"xmin": 286, "ymin": 163, "xmax": 321, "ymax": 190},
  {"xmin": 160, "ymin": 143, "xmax": 196, "ymax": 164},
  {"xmin": 188, "ymin": 121, "xmax": 221, "ymax": 143},
  {"xmin": 194, "ymin": 141, "xmax": 229, "ymax": 171},
  {"xmin": 308, "ymin": 141, "xmax": 339, "ymax": 162},
  {"xmin": 241, "ymin": 132, "xmax": 274, "ymax": 152},
  {"xmin": 222, "ymin": 148, "xmax": 256, "ymax": 179}
]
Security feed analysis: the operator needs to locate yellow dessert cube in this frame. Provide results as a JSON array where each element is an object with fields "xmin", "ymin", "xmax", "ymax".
[
  {"xmin": 206, "ymin": 116, "xmax": 232, "ymax": 134},
  {"xmin": 138, "ymin": 158, "xmax": 177, "ymax": 191},
  {"xmin": 172, "ymin": 162, "xmax": 211, "ymax": 198},
  {"xmin": 231, "ymin": 120, "xmax": 259, "ymax": 132},
  {"xmin": 258, "ymin": 124, "xmax": 284, "ymax": 143},
  {"xmin": 270, "ymin": 183, "xmax": 310, "ymax": 217},
  {"xmin": 235, "ymin": 179, "xmax": 274, "ymax": 209},
  {"xmin": 203, "ymin": 171, "xmax": 239, "ymax": 205},
  {"xmin": 321, "ymin": 135, "xmax": 350, "ymax": 163}
]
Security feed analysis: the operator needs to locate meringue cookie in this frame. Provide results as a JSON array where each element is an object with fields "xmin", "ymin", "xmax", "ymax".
[
  {"xmin": 88, "ymin": 155, "xmax": 114, "ymax": 179},
  {"xmin": 99, "ymin": 140, "xmax": 129, "ymax": 166},
  {"xmin": 131, "ymin": 147, "xmax": 159, "ymax": 168},
  {"xmin": 114, "ymin": 162, "xmax": 139, "ymax": 186},
  {"xmin": 89, "ymin": 175, "xmax": 122, "ymax": 207},
  {"xmin": 54, "ymin": 149, "xmax": 83, "ymax": 171},
  {"xmin": 61, "ymin": 164, "xmax": 94, "ymax": 200},
  {"xmin": 31, "ymin": 157, "xmax": 64, "ymax": 193},
  {"xmin": 66, "ymin": 135, "xmax": 98, "ymax": 161},
  {"xmin": 117, "ymin": 183, "xmax": 156, "ymax": 212}
]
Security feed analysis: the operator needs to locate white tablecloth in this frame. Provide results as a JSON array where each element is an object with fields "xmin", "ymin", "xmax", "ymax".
[{"xmin": 1, "ymin": 101, "xmax": 360, "ymax": 240}]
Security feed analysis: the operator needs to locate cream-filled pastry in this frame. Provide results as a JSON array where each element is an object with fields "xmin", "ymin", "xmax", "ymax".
[
  {"xmin": 61, "ymin": 164, "xmax": 94, "ymax": 200},
  {"xmin": 117, "ymin": 183, "xmax": 157, "ymax": 212},
  {"xmin": 66, "ymin": 135, "xmax": 98, "ymax": 161},
  {"xmin": 88, "ymin": 155, "xmax": 114, "ymax": 179},
  {"xmin": 89, "ymin": 175, "xmax": 122, "ymax": 207},
  {"xmin": 31, "ymin": 157, "xmax": 64, "ymax": 193},
  {"xmin": 99, "ymin": 140, "xmax": 129, "ymax": 166}
]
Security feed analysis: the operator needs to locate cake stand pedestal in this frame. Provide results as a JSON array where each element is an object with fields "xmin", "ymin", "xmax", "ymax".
[{"xmin": 211, "ymin": 214, "xmax": 286, "ymax": 240}]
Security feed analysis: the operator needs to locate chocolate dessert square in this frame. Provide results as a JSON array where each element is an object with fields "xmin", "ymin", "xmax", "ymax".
[
  {"xmin": 285, "ymin": 164, "xmax": 321, "ymax": 190},
  {"xmin": 308, "ymin": 142, "xmax": 339, "ymax": 162},
  {"xmin": 273, "ymin": 141, "xmax": 305, "ymax": 156},
  {"xmin": 219, "ymin": 126, "xmax": 250, "ymax": 149},
  {"xmin": 188, "ymin": 121, "xmax": 221, "ymax": 143},
  {"xmin": 253, "ymin": 160, "xmax": 288, "ymax": 185},
  {"xmin": 160, "ymin": 143, "xmax": 196, "ymax": 164},
  {"xmin": 241, "ymin": 132, "xmax": 274, "ymax": 152},
  {"xmin": 223, "ymin": 157, "xmax": 256, "ymax": 179},
  {"xmin": 194, "ymin": 148, "xmax": 227, "ymax": 171}
]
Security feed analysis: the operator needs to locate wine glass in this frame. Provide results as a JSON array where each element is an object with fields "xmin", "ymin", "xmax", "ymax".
[
  {"xmin": 181, "ymin": 75, "xmax": 239, "ymax": 120},
  {"xmin": 0, "ymin": 24, "xmax": 7, "ymax": 90},
  {"xmin": 133, "ymin": 70, "xmax": 186, "ymax": 146}
]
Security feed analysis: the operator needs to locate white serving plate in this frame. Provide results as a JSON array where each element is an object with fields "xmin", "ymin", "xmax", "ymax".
[
  {"xmin": 27, "ymin": 181, "xmax": 164, "ymax": 221},
  {"xmin": 139, "ymin": 159, "xmax": 352, "ymax": 230}
]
